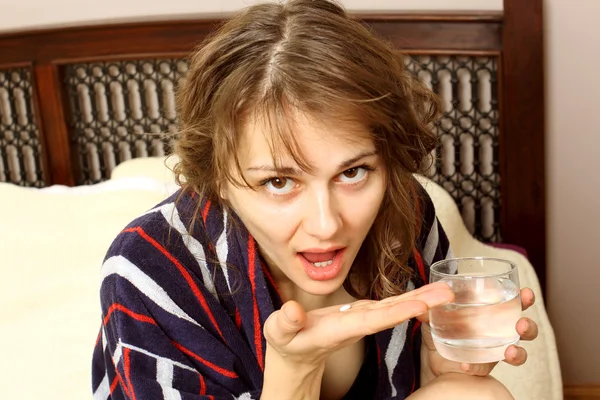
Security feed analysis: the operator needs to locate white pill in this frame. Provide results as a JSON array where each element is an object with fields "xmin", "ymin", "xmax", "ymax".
[{"xmin": 339, "ymin": 304, "xmax": 351, "ymax": 312}]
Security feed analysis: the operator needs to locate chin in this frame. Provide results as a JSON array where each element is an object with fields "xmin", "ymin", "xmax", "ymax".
[
  {"xmin": 295, "ymin": 264, "xmax": 353, "ymax": 296},
  {"xmin": 299, "ymin": 279, "xmax": 346, "ymax": 296}
]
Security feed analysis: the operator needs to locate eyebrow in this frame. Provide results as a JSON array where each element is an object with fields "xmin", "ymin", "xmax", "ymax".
[{"xmin": 246, "ymin": 150, "xmax": 377, "ymax": 174}]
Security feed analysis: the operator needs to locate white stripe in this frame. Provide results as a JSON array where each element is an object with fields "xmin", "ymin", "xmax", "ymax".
[
  {"xmin": 121, "ymin": 342, "xmax": 196, "ymax": 372},
  {"xmin": 422, "ymin": 217, "xmax": 439, "ymax": 265},
  {"xmin": 93, "ymin": 374, "xmax": 110, "ymax": 400},
  {"xmin": 113, "ymin": 340, "xmax": 123, "ymax": 366},
  {"xmin": 384, "ymin": 321, "xmax": 410, "ymax": 397},
  {"xmin": 101, "ymin": 255, "xmax": 203, "ymax": 328},
  {"xmin": 233, "ymin": 393, "xmax": 254, "ymax": 400},
  {"xmin": 102, "ymin": 326, "xmax": 107, "ymax": 351},
  {"xmin": 447, "ymin": 247, "xmax": 458, "ymax": 274},
  {"xmin": 215, "ymin": 210, "xmax": 231, "ymax": 291},
  {"xmin": 144, "ymin": 203, "xmax": 217, "ymax": 298},
  {"xmin": 157, "ymin": 358, "xmax": 182, "ymax": 400},
  {"xmin": 446, "ymin": 246, "xmax": 454, "ymax": 260}
]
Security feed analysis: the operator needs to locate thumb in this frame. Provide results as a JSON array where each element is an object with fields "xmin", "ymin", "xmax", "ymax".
[
  {"xmin": 432, "ymin": 353, "xmax": 497, "ymax": 377},
  {"xmin": 264, "ymin": 300, "xmax": 307, "ymax": 347},
  {"xmin": 416, "ymin": 310, "xmax": 430, "ymax": 323}
]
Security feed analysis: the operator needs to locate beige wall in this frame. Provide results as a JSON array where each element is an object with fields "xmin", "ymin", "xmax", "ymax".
[
  {"xmin": 0, "ymin": 0, "xmax": 598, "ymax": 387},
  {"xmin": 0, "ymin": 0, "xmax": 502, "ymax": 33},
  {"xmin": 545, "ymin": 0, "xmax": 600, "ymax": 386}
]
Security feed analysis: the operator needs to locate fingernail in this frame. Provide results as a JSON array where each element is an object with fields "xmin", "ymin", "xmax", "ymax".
[
  {"xmin": 522, "ymin": 320, "xmax": 530, "ymax": 333},
  {"xmin": 507, "ymin": 346, "xmax": 517, "ymax": 359},
  {"xmin": 461, "ymin": 363, "xmax": 470, "ymax": 372}
]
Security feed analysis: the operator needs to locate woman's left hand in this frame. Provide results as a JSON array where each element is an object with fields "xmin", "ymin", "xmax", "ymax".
[{"xmin": 419, "ymin": 287, "xmax": 539, "ymax": 378}]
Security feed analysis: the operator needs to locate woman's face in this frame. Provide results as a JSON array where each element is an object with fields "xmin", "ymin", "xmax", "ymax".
[{"xmin": 224, "ymin": 114, "xmax": 386, "ymax": 301}]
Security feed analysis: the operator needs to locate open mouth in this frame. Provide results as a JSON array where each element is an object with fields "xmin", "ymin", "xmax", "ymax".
[
  {"xmin": 310, "ymin": 259, "xmax": 334, "ymax": 268},
  {"xmin": 302, "ymin": 250, "xmax": 337, "ymax": 267},
  {"xmin": 297, "ymin": 248, "xmax": 346, "ymax": 281}
]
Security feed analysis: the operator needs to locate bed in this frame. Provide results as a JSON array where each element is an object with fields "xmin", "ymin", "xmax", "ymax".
[{"xmin": 0, "ymin": 1, "xmax": 555, "ymax": 399}]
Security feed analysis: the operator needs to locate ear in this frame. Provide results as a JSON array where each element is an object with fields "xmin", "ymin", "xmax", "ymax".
[{"xmin": 219, "ymin": 184, "xmax": 228, "ymax": 201}]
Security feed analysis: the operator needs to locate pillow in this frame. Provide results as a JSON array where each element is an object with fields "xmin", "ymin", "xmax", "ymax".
[
  {"xmin": 110, "ymin": 156, "xmax": 179, "ymax": 185},
  {"xmin": 0, "ymin": 180, "xmax": 171, "ymax": 399}
]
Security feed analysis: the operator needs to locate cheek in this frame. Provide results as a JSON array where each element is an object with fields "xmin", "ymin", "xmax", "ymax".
[
  {"xmin": 341, "ymin": 182, "xmax": 385, "ymax": 228},
  {"xmin": 343, "ymin": 200, "xmax": 381, "ymax": 232},
  {"xmin": 228, "ymin": 190, "xmax": 299, "ymax": 246}
]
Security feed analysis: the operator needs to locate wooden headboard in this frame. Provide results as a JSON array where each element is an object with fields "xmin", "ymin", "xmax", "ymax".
[{"xmin": 0, "ymin": 0, "xmax": 545, "ymax": 289}]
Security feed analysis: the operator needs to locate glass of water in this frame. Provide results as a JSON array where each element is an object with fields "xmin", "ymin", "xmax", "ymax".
[{"xmin": 428, "ymin": 257, "xmax": 521, "ymax": 364}]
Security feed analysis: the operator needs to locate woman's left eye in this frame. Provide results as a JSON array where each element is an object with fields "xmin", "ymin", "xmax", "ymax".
[{"xmin": 338, "ymin": 167, "xmax": 368, "ymax": 184}]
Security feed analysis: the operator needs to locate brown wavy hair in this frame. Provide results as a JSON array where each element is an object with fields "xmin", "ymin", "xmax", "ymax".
[{"xmin": 172, "ymin": 0, "xmax": 440, "ymax": 300}]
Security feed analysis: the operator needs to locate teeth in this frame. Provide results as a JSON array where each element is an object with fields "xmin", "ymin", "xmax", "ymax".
[{"xmin": 311, "ymin": 259, "xmax": 334, "ymax": 268}]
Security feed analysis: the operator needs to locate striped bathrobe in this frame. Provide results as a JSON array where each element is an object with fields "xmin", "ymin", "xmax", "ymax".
[{"xmin": 91, "ymin": 183, "xmax": 451, "ymax": 399}]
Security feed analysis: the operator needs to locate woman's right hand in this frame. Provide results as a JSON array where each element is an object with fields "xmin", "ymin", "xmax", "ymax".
[{"xmin": 263, "ymin": 281, "xmax": 454, "ymax": 369}]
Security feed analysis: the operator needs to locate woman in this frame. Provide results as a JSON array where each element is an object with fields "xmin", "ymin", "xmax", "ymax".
[{"xmin": 92, "ymin": 1, "xmax": 538, "ymax": 399}]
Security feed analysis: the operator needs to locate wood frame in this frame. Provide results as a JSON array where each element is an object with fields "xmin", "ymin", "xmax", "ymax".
[
  {"xmin": 564, "ymin": 385, "xmax": 600, "ymax": 400},
  {"xmin": 0, "ymin": 0, "xmax": 546, "ymax": 291}
]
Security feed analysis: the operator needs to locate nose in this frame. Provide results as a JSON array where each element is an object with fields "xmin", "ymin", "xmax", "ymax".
[{"xmin": 302, "ymin": 189, "xmax": 342, "ymax": 240}]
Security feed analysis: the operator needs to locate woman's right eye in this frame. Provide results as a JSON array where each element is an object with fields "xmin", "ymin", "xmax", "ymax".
[{"xmin": 263, "ymin": 177, "xmax": 297, "ymax": 195}]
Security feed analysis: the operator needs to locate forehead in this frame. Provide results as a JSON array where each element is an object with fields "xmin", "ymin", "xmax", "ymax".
[{"xmin": 238, "ymin": 112, "xmax": 376, "ymax": 168}]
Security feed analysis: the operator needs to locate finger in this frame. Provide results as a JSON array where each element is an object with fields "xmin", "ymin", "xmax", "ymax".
[
  {"xmin": 459, "ymin": 362, "xmax": 497, "ymax": 377},
  {"xmin": 403, "ymin": 285, "xmax": 455, "ymax": 324},
  {"xmin": 504, "ymin": 345, "xmax": 528, "ymax": 366},
  {"xmin": 339, "ymin": 299, "xmax": 429, "ymax": 338},
  {"xmin": 337, "ymin": 286, "xmax": 453, "ymax": 339},
  {"xmin": 520, "ymin": 288, "xmax": 535, "ymax": 311},
  {"xmin": 263, "ymin": 301, "xmax": 307, "ymax": 346},
  {"xmin": 428, "ymin": 351, "xmax": 496, "ymax": 377},
  {"xmin": 372, "ymin": 283, "xmax": 454, "ymax": 310},
  {"xmin": 416, "ymin": 310, "xmax": 430, "ymax": 323},
  {"xmin": 516, "ymin": 317, "xmax": 539, "ymax": 341},
  {"xmin": 378, "ymin": 282, "xmax": 454, "ymax": 305},
  {"xmin": 311, "ymin": 282, "xmax": 454, "ymax": 317}
]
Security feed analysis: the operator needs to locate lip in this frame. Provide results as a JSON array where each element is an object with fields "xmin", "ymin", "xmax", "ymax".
[
  {"xmin": 298, "ymin": 245, "xmax": 345, "ymax": 253},
  {"xmin": 298, "ymin": 247, "xmax": 347, "ymax": 281}
]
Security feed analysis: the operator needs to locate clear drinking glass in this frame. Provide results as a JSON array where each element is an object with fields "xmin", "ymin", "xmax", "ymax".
[{"xmin": 429, "ymin": 257, "xmax": 521, "ymax": 364}]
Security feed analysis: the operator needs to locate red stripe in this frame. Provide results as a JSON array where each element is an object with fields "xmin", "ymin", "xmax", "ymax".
[
  {"xmin": 234, "ymin": 309, "xmax": 242, "ymax": 330},
  {"xmin": 260, "ymin": 260, "xmax": 282, "ymax": 301},
  {"xmin": 103, "ymin": 303, "xmax": 157, "ymax": 326},
  {"xmin": 123, "ymin": 348, "xmax": 136, "ymax": 400},
  {"xmin": 172, "ymin": 341, "xmax": 238, "ymax": 379},
  {"xmin": 109, "ymin": 375, "xmax": 119, "ymax": 394},
  {"xmin": 123, "ymin": 227, "xmax": 225, "ymax": 342},
  {"xmin": 413, "ymin": 249, "xmax": 427, "ymax": 284},
  {"xmin": 116, "ymin": 372, "xmax": 129, "ymax": 398},
  {"xmin": 248, "ymin": 236, "xmax": 264, "ymax": 370},
  {"xmin": 199, "ymin": 374, "xmax": 206, "ymax": 395},
  {"xmin": 412, "ymin": 181, "xmax": 422, "ymax": 238},
  {"xmin": 110, "ymin": 356, "xmax": 130, "ymax": 398},
  {"xmin": 410, "ymin": 320, "xmax": 422, "ymax": 350},
  {"xmin": 202, "ymin": 200, "xmax": 211, "ymax": 224},
  {"xmin": 95, "ymin": 330, "xmax": 101, "ymax": 347},
  {"xmin": 376, "ymin": 341, "xmax": 381, "ymax": 368},
  {"xmin": 199, "ymin": 375, "xmax": 216, "ymax": 400},
  {"xmin": 409, "ymin": 320, "xmax": 423, "ymax": 393}
]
